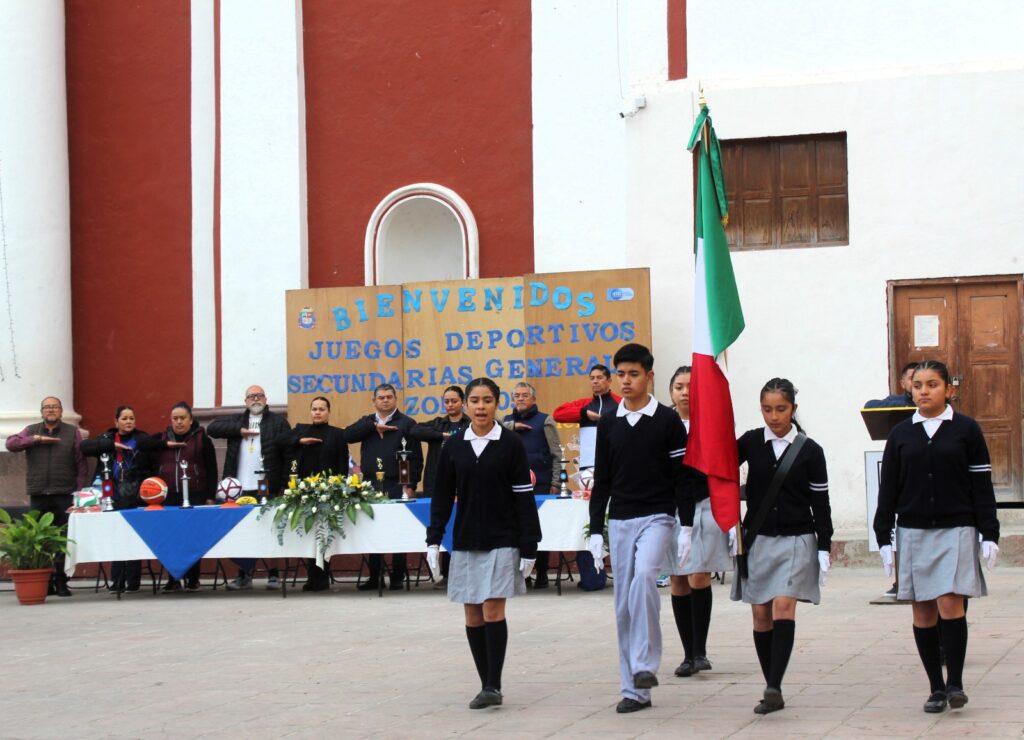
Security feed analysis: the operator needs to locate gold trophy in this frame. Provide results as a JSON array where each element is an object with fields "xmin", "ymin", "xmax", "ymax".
[
  {"xmin": 397, "ymin": 437, "xmax": 412, "ymax": 500},
  {"xmin": 375, "ymin": 457, "xmax": 385, "ymax": 495}
]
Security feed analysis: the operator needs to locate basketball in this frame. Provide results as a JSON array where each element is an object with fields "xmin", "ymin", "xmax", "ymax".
[
  {"xmin": 216, "ymin": 477, "xmax": 244, "ymax": 502},
  {"xmin": 139, "ymin": 477, "xmax": 168, "ymax": 505}
]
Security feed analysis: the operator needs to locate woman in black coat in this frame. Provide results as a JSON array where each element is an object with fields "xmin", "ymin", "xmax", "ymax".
[
  {"xmin": 280, "ymin": 396, "xmax": 350, "ymax": 591},
  {"xmin": 81, "ymin": 405, "xmax": 156, "ymax": 593}
]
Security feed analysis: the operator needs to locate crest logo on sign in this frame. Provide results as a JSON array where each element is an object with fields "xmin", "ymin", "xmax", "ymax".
[
  {"xmin": 298, "ymin": 306, "xmax": 316, "ymax": 329},
  {"xmin": 607, "ymin": 287, "xmax": 635, "ymax": 302}
]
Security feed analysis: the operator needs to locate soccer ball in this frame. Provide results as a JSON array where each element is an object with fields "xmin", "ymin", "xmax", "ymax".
[
  {"xmin": 215, "ymin": 477, "xmax": 244, "ymax": 502},
  {"xmin": 140, "ymin": 477, "xmax": 168, "ymax": 506}
]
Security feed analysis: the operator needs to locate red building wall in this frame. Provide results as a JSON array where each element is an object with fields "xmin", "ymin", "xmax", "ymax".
[
  {"xmin": 65, "ymin": 2, "xmax": 193, "ymax": 434},
  {"xmin": 302, "ymin": 1, "xmax": 535, "ymax": 286}
]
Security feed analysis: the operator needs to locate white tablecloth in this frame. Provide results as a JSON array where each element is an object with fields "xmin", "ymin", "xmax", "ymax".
[{"xmin": 65, "ymin": 498, "xmax": 589, "ymax": 576}]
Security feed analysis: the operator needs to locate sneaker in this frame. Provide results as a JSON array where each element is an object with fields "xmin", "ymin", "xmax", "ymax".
[
  {"xmin": 266, "ymin": 575, "xmax": 280, "ymax": 590},
  {"xmin": 883, "ymin": 583, "xmax": 898, "ymax": 597},
  {"xmin": 162, "ymin": 579, "xmax": 182, "ymax": 593},
  {"xmin": 227, "ymin": 575, "xmax": 253, "ymax": 590},
  {"xmin": 185, "ymin": 580, "xmax": 201, "ymax": 592},
  {"xmin": 656, "ymin": 575, "xmax": 670, "ymax": 588},
  {"xmin": 124, "ymin": 584, "xmax": 141, "ymax": 594},
  {"xmin": 433, "ymin": 578, "xmax": 448, "ymax": 591}
]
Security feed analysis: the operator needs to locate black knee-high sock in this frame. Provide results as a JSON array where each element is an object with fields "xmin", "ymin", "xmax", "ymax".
[
  {"xmin": 913, "ymin": 624, "xmax": 945, "ymax": 692},
  {"xmin": 671, "ymin": 594, "xmax": 695, "ymax": 660},
  {"xmin": 484, "ymin": 620, "xmax": 508, "ymax": 691},
  {"xmin": 753, "ymin": 630, "xmax": 773, "ymax": 683},
  {"xmin": 465, "ymin": 625, "xmax": 488, "ymax": 689},
  {"xmin": 939, "ymin": 616, "xmax": 968, "ymax": 689},
  {"xmin": 767, "ymin": 620, "xmax": 795, "ymax": 690},
  {"xmin": 691, "ymin": 586, "xmax": 713, "ymax": 657}
]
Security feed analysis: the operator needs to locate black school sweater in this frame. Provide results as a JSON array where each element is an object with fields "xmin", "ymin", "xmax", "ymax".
[
  {"xmin": 738, "ymin": 428, "xmax": 833, "ymax": 552},
  {"xmin": 589, "ymin": 401, "xmax": 687, "ymax": 533},
  {"xmin": 873, "ymin": 412, "xmax": 999, "ymax": 546},
  {"xmin": 427, "ymin": 425, "xmax": 542, "ymax": 558}
]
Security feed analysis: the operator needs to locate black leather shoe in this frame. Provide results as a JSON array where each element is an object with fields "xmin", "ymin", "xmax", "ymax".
[
  {"xmin": 754, "ymin": 687, "xmax": 785, "ymax": 714},
  {"xmin": 302, "ymin": 580, "xmax": 328, "ymax": 592},
  {"xmin": 675, "ymin": 659, "xmax": 697, "ymax": 677},
  {"xmin": 616, "ymin": 698, "xmax": 651, "ymax": 714},
  {"xmin": 946, "ymin": 686, "xmax": 968, "ymax": 709},
  {"xmin": 693, "ymin": 656, "xmax": 713, "ymax": 672},
  {"xmin": 356, "ymin": 580, "xmax": 380, "ymax": 591},
  {"xmin": 162, "ymin": 579, "xmax": 182, "ymax": 593},
  {"xmin": 55, "ymin": 582, "xmax": 72, "ymax": 597},
  {"xmin": 124, "ymin": 583, "xmax": 141, "ymax": 594},
  {"xmin": 633, "ymin": 671, "xmax": 658, "ymax": 689},
  {"xmin": 469, "ymin": 688, "xmax": 503, "ymax": 709},
  {"xmin": 48, "ymin": 580, "xmax": 58, "ymax": 596},
  {"xmin": 389, "ymin": 578, "xmax": 406, "ymax": 591},
  {"xmin": 533, "ymin": 575, "xmax": 549, "ymax": 589},
  {"xmin": 923, "ymin": 690, "xmax": 948, "ymax": 713}
]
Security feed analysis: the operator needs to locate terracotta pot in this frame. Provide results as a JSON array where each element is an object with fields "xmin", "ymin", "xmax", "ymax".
[{"xmin": 10, "ymin": 568, "xmax": 53, "ymax": 605}]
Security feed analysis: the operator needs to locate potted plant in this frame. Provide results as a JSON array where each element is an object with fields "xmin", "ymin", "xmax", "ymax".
[{"xmin": 0, "ymin": 508, "xmax": 72, "ymax": 605}]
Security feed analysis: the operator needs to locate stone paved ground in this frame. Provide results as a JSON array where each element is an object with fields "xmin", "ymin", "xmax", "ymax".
[{"xmin": 1, "ymin": 567, "xmax": 1022, "ymax": 739}]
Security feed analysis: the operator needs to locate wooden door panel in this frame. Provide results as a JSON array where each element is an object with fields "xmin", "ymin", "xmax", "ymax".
[
  {"xmin": 892, "ymin": 286, "xmax": 957, "ymax": 381},
  {"xmin": 957, "ymin": 283, "xmax": 1022, "ymax": 503}
]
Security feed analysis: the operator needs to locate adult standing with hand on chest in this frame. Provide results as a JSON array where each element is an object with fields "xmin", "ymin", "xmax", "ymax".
[
  {"xmin": 873, "ymin": 359, "xmax": 999, "ymax": 715},
  {"xmin": 207, "ymin": 384, "xmax": 290, "ymax": 589}
]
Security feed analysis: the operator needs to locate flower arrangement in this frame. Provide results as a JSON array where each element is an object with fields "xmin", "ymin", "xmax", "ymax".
[{"xmin": 259, "ymin": 473, "xmax": 386, "ymax": 556}]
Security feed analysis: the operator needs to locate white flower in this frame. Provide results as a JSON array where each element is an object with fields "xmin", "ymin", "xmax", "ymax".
[
  {"xmin": 320, "ymin": 494, "xmax": 329, "ymax": 502},
  {"xmin": 318, "ymin": 482, "xmax": 327, "ymax": 491},
  {"xmin": 333, "ymin": 504, "xmax": 341, "ymax": 511},
  {"xmin": 301, "ymin": 495, "xmax": 308, "ymax": 502},
  {"xmin": 298, "ymin": 481, "xmax": 307, "ymax": 491}
]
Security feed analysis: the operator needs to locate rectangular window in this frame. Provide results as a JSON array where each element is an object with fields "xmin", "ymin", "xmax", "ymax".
[{"xmin": 721, "ymin": 132, "xmax": 849, "ymax": 250}]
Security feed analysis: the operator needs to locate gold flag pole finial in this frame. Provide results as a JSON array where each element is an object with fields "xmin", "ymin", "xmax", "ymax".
[{"xmin": 698, "ymin": 82, "xmax": 707, "ymax": 109}]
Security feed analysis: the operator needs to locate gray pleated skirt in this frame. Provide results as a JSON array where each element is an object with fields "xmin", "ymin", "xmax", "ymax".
[
  {"xmin": 662, "ymin": 498, "xmax": 734, "ymax": 576},
  {"xmin": 896, "ymin": 526, "xmax": 987, "ymax": 602},
  {"xmin": 730, "ymin": 533, "xmax": 821, "ymax": 605},
  {"xmin": 447, "ymin": 547, "xmax": 526, "ymax": 604}
]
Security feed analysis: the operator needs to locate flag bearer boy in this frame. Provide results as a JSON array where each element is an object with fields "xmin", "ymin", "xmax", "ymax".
[{"xmin": 588, "ymin": 343, "xmax": 688, "ymax": 713}]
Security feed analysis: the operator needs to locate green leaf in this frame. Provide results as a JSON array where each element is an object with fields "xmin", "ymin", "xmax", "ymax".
[
  {"xmin": 346, "ymin": 503, "xmax": 357, "ymax": 525},
  {"xmin": 303, "ymin": 513, "xmax": 316, "ymax": 533}
]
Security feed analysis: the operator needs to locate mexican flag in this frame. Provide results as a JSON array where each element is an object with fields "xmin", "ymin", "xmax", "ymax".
[{"xmin": 684, "ymin": 104, "xmax": 745, "ymax": 532}]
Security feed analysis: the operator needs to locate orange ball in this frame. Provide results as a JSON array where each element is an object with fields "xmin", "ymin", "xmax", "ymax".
[{"xmin": 139, "ymin": 476, "xmax": 168, "ymax": 505}]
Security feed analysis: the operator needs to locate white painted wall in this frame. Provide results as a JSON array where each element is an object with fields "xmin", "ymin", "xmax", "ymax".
[
  {"xmin": 378, "ymin": 199, "xmax": 465, "ymax": 285},
  {"xmin": 219, "ymin": 0, "xmax": 308, "ymax": 404},
  {"xmin": 191, "ymin": 0, "xmax": 216, "ymax": 409},
  {"xmin": 0, "ymin": 0, "xmax": 79, "ymax": 439},
  {"xmin": 534, "ymin": 2, "xmax": 1024, "ymax": 534}
]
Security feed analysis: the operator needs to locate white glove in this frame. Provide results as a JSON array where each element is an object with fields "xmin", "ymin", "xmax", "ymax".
[
  {"xmin": 587, "ymin": 534, "xmax": 605, "ymax": 573},
  {"xmin": 519, "ymin": 558, "xmax": 536, "ymax": 580},
  {"xmin": 880, "ymin": 544, "xmax": 893, "ymax": 578},
  {"xmin": 426, "ymin": 545, "xmax": 441, "ymax": 580},
  {"xmin": 728, "ymin": 528, "xmax": 738, "ymax": 557},
  {"xmin": 981, "ymin": 541, "xmax": 999, "ymax": 570},
  {"xmin": 676, "ymin": 526, "xmax": 693, "ymax": 570},
  {"xmin": 818, "ymin": 551, "xmax": 830, "ymax": 587}
]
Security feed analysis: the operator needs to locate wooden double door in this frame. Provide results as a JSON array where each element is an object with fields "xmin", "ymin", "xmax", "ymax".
[{"xmin": 891, "ymin": 277, "xmax": 1023, "ymax": 503}]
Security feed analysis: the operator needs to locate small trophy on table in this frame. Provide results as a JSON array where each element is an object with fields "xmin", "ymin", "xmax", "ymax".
[
  {"xmin": 100, "ymin": 453, "xmax": 115, "ymax": 511},
  {"xmin": 397, "ymin": 437, "xmax": 413, "ymax": 500},
  {"xmin": 256, "ymin": 455, "xmax": 268, "ymax": 505},
  {"xmin": 558, "ymin": 444, "xmax": 571, "ymax": 498},
  {"xmin": 179, "ymin": 459, "xmax": 193, "ymax": 508},
  {"xmin": 375, "ymin": 457, "xmax": 385, "ymax": 495}
]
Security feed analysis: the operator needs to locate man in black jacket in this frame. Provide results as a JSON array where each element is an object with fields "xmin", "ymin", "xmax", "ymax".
[
  {"xmin": 207, "ymin": 384, "xmax": 290, "ymax": 589},
  {"xmin": 345, "ymin": 383, "xmax": 423, "ymax": 591}
]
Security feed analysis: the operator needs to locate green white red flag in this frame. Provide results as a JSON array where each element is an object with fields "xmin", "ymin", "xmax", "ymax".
[{"xmin": 684, "ymin": 104, "xmax": 745, "ymax": 532}]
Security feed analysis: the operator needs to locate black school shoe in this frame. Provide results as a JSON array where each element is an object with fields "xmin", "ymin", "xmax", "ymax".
[
  {"xmin": 633, "ymin": 671, "xmax": 658, "ymax": 689},
  {"xmin": 356, "ymin": 579, "xmax": 380, "ymax": 591},
  {"xmin": 754, "ymin": 687, "xmax": 785, "ymax": 714},
  {"xmin": 616, "ymin": 698, "xmax": 651, "ymax": 714},
  {"xmin": 469, "ymin": 688, "xmax": 503, "ymax": 709},
  {"xmin": 946, "ymin": 686, "xmax": 968, "ymax": 709},
  {"xmin": 675, "ymin": 659, "xmax": 698, "ymax": 677},
  {"xmin": 693, "ymin": 656, "xmax": 712, "ymax": 672},
  {"xmin": 923, "ymin": 691, "xmax": 948, "ymax": 713}
]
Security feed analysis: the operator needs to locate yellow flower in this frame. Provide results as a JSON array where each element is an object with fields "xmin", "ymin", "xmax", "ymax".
[
  {"xmin": 347, "ymin": 474, "xmax": 361, "ymax": 487},
  {"xmin": 288, "ymin": 478, "xmax": 297, "ymax": 491}
]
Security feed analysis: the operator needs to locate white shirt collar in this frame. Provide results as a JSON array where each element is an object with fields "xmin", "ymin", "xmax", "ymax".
[
  {"xmin": 616, "ymin": 395, "xmax": 658, "ymax": 417},
  {"xmin": 912, "ymin": 405, "xmax": 954, "ymax": 425},
  {"xmin": 464, "ymin": 422, "xmax": 502, "ymax": 442},
  {"xmin": 375, "ymin": 410, "xmax": 396, "ymax": 425},
  {"xmin": 763, "ymin": 425, "xmax": 799, "ymax": 445},
  {"xmin": 464, "ymin": 422, "xmax": 501, "ymax": 456}
]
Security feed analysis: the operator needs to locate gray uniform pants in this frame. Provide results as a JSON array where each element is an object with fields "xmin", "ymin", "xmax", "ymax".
[{"xmin": 609, "ymin": 513, "xmax": 675, "ymax": 702}]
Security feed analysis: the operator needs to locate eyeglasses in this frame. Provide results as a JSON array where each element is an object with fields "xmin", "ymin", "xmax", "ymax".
[
  {"xmin": 245, "ymin": 393, "xmax": 266, "ymax": 401},
  {"xmin": 512, "ymin": 394, "xmax": 533, "ymax": 401},
  {"xmin": 41, "ymin": 405, "xmax": 61, "ymax": 411}
]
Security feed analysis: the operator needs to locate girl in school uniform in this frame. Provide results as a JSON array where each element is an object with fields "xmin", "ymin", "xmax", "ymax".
[
  {"xmin": 666, "ymin": 366, "xmax": 734, "ymax": 678},
  {"xmin": 732, "ymin": 378, "xmax": 833, "ymax": 715},
  {"xmin": 426, "ymin": 377, "xmax": 542, "ymax": 710},
  {"xmin": 873, "ymin": 359, "xmax": 999, "ymax": 714}
]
